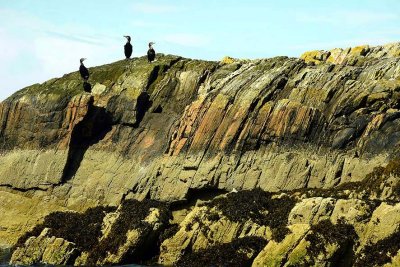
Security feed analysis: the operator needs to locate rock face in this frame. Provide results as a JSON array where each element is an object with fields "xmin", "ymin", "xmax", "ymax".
[
  {"xmin": 11, "ymin": 228, "xmax": 77, "ymax": 265},
  {"xmin": 1, "ymin": 42, "xmax": 400, "ymax": 266},
  {"xmin": 10, "ymin": 200, "xmax": 169, "ymax": 266}
]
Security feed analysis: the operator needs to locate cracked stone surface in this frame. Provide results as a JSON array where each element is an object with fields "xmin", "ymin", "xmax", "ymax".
[{"xmin": 1, "ymin": 43, "xmax": 400, "ymax": 266}]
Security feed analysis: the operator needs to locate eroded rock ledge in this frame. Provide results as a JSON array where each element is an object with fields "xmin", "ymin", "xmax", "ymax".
[
  {"xmin": 1, "ymin": 42, "xmax": 400, "ymax": 266},
  {"xmin": 10, "ymin": 169, "xmax": 400, "ymax": 267}
]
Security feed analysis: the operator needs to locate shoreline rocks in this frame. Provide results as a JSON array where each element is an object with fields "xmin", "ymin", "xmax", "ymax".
[{"xmin": 1, "ymin": 43, "xmax": 400, "ymax": 266}]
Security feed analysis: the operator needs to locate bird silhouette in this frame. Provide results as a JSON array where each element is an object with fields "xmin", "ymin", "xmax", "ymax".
[
  {"xmin": 147, "ymin": 42, "xmax": 156, "ymax": 63},
  {"xmin": 124, "ymin": 36, "xmax": 133, "ymax": 59},
  {"xmin": 79, "ymin": 58, "xmax": 89, "ymax": 81}
]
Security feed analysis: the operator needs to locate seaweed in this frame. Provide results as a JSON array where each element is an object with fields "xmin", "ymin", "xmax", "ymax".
[
  {"xmin": 159, "ymin": 224, "xmax": 180, "ymax": 244},
  {"xmin": 14, "ymin": 206, "xmax": 116, "ymax": 251},
  {"xmin": 335, "ymin": 158, "xmax": 400, "ymax": 200},
  {"xmin": 13, "ymin": 200, "xmax": 171, "ymax": 266},
  {"xmin": 86, "ymin": 199, "xmax": 170, "ymax": 264},
  {"xmin": 14, "ymin": 225, "xmax": 44, "ymax": 249},
  {"xmin": 202, "ymin": 189, "xmax": 296, "ymax": 241},
  {"xmin": 305, "ymin": 219, "xmax": 357, "ymax": 267},
  {"xmin": 175, "ymin": 236, "xmax": 267, "ymax": 267},
  {"xmin": 355, "ymin": 229, "xmax": 400, "ymax": 267},
  {"xmin": 291, "ymin": 158, "xmax": 400, "ymax": 202}
]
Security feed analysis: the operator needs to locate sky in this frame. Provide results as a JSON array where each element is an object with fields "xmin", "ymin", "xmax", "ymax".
[{"xmin": 0, "ymin": 0, "xmax": 399, "ymax": 101}]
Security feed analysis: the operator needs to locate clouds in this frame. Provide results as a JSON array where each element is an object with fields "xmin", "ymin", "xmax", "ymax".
[
  {"xmin": 0, "ymin": 30, "xmax": 23, "ymax": 63},
  {"xmin": 132, "ymin": 2, "xmax": 180, "ymax": 14},
  {"xmin": 0, "ymin": 7, "xmax": 124, "ymax": 101},
  {"xmin": 163, "ymin": 33, "xmax": 211, "ymax": 47},
  {"xmin": 41, "ymin": 30, "xmax": 104, "ymax": 46},
  {"xmin": 287, "ymin": 38, "xmax": 397, "ymax": 54},
  {"xmin": 295, "ymin": 10, "xmax": 399, "ymax": 26},
  {"xmin": 131, "ymin": 19, "xmax": 173, "ymax": 29},
  {"xmin": 287, "ymin": 9, "xmax": 400, "ymax": 54},
  {"xmin": 0, "ymin": 8, "xmax": 45, "ymax": 31},
  {"xmin": 33, "ymin": 36, "xmax": 118, "ymax": 76},
  {"xmin": 0, "ymin": 1, "xmax": 399, "ymax": 101}
]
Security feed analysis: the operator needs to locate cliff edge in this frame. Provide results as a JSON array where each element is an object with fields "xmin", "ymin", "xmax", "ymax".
[{"xmin": 1, "ymin": 43, "xmax": 400, "ymax": 266}]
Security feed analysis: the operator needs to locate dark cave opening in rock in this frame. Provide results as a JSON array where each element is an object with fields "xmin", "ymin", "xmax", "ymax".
[{"xmin": 61, "ymin": 100, "xmax": 113, "ymax": 183}]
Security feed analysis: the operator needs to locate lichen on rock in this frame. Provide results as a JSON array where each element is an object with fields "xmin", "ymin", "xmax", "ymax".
[{"xmin": 1, "ymin": 43, "xmax": 400, "ymax": 266}]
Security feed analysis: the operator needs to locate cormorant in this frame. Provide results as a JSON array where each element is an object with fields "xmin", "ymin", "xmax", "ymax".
[
  {"xmin": 79, "ymin": 58, "xmax": 89, "ymax": 81},
  {"xmin": 124, "ymin": 36, "xmax": 133, "ymax": 59},
  {"xmin": 147, "ymin": 42, "xmax": 156, "ymax": 63}
]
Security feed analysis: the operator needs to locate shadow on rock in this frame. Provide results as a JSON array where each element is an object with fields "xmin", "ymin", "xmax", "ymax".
[
  {"xmin": 61, "ymin": 99, "xmax": 113, "ymax": 183},
  {"xmin": 133, "ymin": 92, "xmax": 152, "ymax": 128}
]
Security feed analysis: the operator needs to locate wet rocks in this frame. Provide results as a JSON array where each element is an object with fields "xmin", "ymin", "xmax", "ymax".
[
  {"xmin": 11, "ymin": 228, "xmax": 77, "ymax": 265},
  {"xmin": 10, "ymin": 200, "xmax": 170, "ymax": 266}
]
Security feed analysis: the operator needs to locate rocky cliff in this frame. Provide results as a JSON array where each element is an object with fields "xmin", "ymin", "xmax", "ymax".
[{"xmin": 1, "ymin": 43, "xmax": 400, "ymax": 266}]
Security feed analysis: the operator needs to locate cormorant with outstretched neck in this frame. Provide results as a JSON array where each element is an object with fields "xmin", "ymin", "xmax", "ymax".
[
  {"xmin": 79, "ymin": 58, "xmax": 89, "ymax": 81},
  {"xmin": 147, "ymin": 42, "xmax": 156, "ymax": 62},
  {"xmin": 124, "ymin": 36, "xmax": 133, "ymax": 59}
]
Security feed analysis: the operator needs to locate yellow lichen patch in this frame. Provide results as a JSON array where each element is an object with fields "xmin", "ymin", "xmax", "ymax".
[
  {"xmin": 300, "ymin": 50, "xmax": 328, "ymax": 65},
  {"xmin": 252, "ymin": 224, "xmax": 310, "ymax": 267},
  {"xmin": 286, "ymin": 238, "xmax": 309, "ymax": 266},
  {"xmin": 220, "ymin": 56, "xmax": 236, "ymax": 64},
  {"xmin": 327, "ymin": 48, "xmax": 345, "ymax": 64},
  {"xmin": 367, "ymin": 92, "xmax": 390, "ymax": 104},
  {"xmin": 387, "ymin": 43, "xmax": 400, "ymax": 57},
  {"xmin": 350, "ymin": 45, "xmax": 370, "ymax": 56}
]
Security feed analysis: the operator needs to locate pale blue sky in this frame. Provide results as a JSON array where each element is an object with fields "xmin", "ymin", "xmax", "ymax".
[{"xmin": 0, "ymin": 0, "xmax": 399, "ymax": 100}]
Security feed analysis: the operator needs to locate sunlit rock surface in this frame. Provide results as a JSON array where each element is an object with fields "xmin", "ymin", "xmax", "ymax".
[{"xmin": 2, "ymin": 42, "xmax": 400, "ymax": 266}]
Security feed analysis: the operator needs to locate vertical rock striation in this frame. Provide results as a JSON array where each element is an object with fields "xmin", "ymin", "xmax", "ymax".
[{"xmin": 1, "ymin": 43, "xmax": 400, "ymax": 266}]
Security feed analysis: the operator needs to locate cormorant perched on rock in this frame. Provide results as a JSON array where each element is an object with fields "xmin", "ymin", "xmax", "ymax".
[
  {"xmin": 124, "ymin": 36, "xmax": 133, "ymax": 59},
  {"xmin": 147, "ymin": 42, "xmax": 156, "ymax": 63},
  {"xmin": 79, "ymin": 58, "xmax": 89, "ymax": 81}
]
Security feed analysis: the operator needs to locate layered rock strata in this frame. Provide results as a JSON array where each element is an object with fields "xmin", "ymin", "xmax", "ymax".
[{"xmin": 1, "ymin": 42, "xmax": 400, "ymax": 266}]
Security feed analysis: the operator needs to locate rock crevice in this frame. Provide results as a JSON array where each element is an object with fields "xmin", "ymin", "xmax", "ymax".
[{"xmin": 1, "ymin": 43, "xmax": 400, "ymax": 266}]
